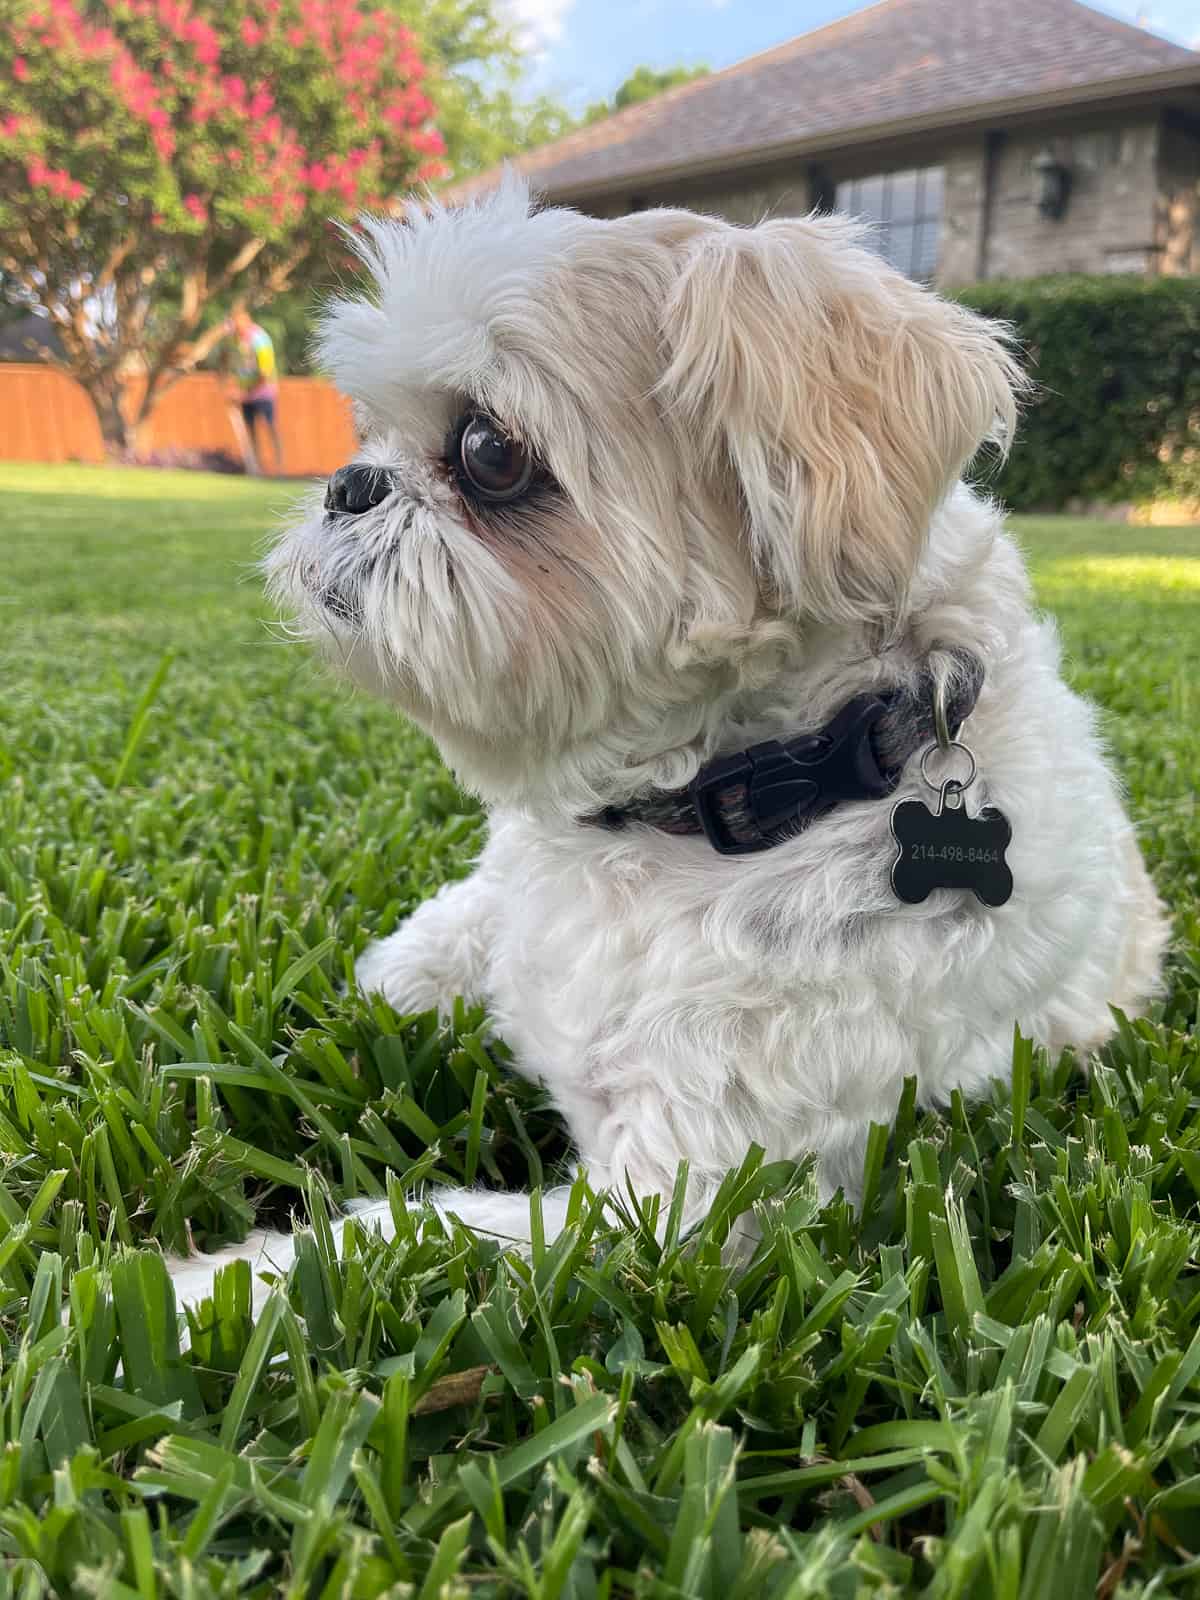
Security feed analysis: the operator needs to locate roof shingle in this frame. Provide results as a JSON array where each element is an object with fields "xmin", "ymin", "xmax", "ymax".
[{"xmin": 451, "ymin": 0, "xmax": 1200, "ymax": 202}]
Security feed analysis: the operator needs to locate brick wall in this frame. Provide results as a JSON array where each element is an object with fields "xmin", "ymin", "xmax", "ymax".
[
  {"xmin": 1158, "ymin": 116, "xmax": 1200, "ymax": 276},
  {"xmin": 580, "ymin": 106, "xmax": 1195, "ymax": 287},
  {"xmin": 981, "ymin": 116, "xmax": 1159, "ymax": 279},
  {"xmin": 936, "ymin": 139, "xmax": 992, "ymax": 284},
  {"xmin": 649, "ymin": 173, "xmax": 810, "ymax": 224},
  {"xmin": 588, "ymin": 170, "xmax": 811, "ymax": 222}
]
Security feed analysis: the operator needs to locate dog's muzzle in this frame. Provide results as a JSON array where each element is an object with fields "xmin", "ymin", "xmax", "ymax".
[{"xmin": 325, "ymin": 464, "xmax": 395, "ymax": 517}]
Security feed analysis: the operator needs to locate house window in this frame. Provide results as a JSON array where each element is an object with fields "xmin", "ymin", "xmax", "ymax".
[{"xmin": 835, "ymin": 166, "xmax": 944, "ymax": 280}]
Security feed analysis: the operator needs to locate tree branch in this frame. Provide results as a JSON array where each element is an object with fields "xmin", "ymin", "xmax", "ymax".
[
  {"xmin": 211, "ymin": 235, "xmax": 267, "ymax": 296},
  {"xmin": 259, "ymin": 242, "xmax": 311, "ymax": 300},
  {"xmin": 179, "ymin": 265, "xmax": 205, "ymax": 326},
  {"xmin": 95, "ymin": 233, "xmax": 138, "ymax": 292},
  {"xmin": 133, "ymin": 234, "xmax": 272, "ymax": 423}
]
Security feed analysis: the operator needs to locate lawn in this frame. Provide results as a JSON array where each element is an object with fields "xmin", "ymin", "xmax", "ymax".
[{"xmin": 0, "ymin": 461, "xmax": 1198, "ymax": 1598}]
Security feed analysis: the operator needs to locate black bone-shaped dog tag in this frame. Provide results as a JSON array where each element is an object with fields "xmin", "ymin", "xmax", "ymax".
[{"xmin": 890, "ymin": 794, "xmax": 1013, "ymax": 906}]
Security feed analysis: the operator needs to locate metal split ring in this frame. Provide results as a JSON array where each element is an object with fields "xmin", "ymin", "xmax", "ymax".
[{"xmin": 919, "ymin": 738, "xmax": 978, "ymax": 794}]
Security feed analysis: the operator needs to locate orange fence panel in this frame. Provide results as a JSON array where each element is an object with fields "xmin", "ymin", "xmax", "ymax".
[
  {"xmin": 0, "ymin": 364, "xmax": 358, "ymax": 477},
  {"xmin": 126, "ymin": 373, "xmax": 235, "ymax": 458},
  {"xmin": 0, "ymin": 365, "xmax": 106, "ymax": 465},
  {"xmin": 272, "ymin": 377, "xmax": 360, "ymax": 479}
]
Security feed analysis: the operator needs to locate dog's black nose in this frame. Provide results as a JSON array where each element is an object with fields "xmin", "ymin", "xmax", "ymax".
[{"xmin": 325, "ymin": 464, "xmax": 394, "ymax": 516}]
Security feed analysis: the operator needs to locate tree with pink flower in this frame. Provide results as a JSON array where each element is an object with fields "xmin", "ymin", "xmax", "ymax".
[{"xmin": 0, "ymin": 0, "xmax": 446, "ymax": 451}]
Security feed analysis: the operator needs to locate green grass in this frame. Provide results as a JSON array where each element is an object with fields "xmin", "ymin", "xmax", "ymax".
[{"xmin": 0, "ymin": 463, "xmax": 1198, "ymax": 1598}]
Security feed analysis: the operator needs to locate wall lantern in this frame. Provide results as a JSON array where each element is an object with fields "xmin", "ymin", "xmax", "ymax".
[{"xmin": 1032, "ymin": 149, "xmax": 1072, "ymax": 220}]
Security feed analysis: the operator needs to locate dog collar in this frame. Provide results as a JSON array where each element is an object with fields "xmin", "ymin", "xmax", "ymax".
[{"xmin": 587, "ymin": 649, "xmax": 984, "ymax": 856}]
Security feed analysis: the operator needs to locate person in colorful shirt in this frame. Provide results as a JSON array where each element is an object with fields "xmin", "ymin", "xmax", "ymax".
[{"xmin": 227, "ymin": 308, "xmax": 283, "ymax": 475}]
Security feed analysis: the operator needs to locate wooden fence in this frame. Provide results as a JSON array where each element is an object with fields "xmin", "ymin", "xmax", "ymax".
[{"xmin": 0, "ymin": 363, "xmax": 357, "ymax": 477}]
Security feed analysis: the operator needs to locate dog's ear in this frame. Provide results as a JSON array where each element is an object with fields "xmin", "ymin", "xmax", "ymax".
[{"xmin": 658, "ymin": 215, "xmax": 1024, "ymax": 629}]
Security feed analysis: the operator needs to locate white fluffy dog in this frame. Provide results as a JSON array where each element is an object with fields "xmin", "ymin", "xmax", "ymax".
[{"xmin": 171, "ymin": 179, "xmax": 1168, "ymax": 1310}]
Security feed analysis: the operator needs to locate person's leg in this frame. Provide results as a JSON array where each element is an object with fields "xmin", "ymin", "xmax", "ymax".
[
  {"xmin": 238, "ymin": 401, "xmax": 261, "ymax": 475},
  {"xmin": 227, "ymin": 401, "xmax": 256, "ymax": 474},
  {"xmin": 265, "ymin": 397, "xmax": 284, "ymax": 475}
]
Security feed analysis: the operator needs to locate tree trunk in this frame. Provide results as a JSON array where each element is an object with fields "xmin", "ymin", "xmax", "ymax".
[
  {"xmin": 67, "ymin": 231, "xmax": 290, "ymax": 455},
  {"xmin": 85, "ymin": 374, "xmax": 133, "ymax": 456}
]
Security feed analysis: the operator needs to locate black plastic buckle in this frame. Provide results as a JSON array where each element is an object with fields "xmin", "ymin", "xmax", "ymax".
[{"xmin": 690, "ymin": 693, "xmax": 896, "ymax": 855}]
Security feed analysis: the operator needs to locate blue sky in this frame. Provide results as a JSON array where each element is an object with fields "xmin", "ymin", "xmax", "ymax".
[{"xmin": 508, "ymin": 0, "xmax": 1199, "ymax": 110}]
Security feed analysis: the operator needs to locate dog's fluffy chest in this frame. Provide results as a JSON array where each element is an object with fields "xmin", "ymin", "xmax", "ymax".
[
  {"xmin": 464, "ymin": 636, "xmax": 1160, "ymax": 1193},
  {"xmin": 477, "ymin": 806, "xmax": 1005, "ymax": 1168}
]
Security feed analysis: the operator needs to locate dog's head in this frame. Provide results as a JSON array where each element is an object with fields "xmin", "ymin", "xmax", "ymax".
[{"xmin": 267, "ymin": 178, "xmax": 1021, "ymax": 802}]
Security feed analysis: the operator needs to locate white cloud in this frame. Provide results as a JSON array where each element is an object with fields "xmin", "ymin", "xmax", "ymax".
[{"xmin": 501, "ymin": 0, "xmax": 575, "ymax": 49}]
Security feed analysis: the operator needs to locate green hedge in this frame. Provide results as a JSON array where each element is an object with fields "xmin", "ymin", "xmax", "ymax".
[{"xmin": 956, "ymin": 274, "xmax": 1200, "ymax": 511}]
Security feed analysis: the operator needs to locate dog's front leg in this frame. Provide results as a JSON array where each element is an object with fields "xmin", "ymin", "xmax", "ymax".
[
  {"xmin": 169, "ymin": 1184, "xmax": 591, "ymax": 1319},
  {"xmin": 171, "ymin": 874, "xmax": 510, "ymax": 1316},
  {"xmin": 355, "ymin": 870, "xmax": 501, "ymax": 1017}
]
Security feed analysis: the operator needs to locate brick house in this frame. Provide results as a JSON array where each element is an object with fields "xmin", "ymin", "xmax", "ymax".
[{"xmin": 451, "ymin": 0, "xmax": 1200, "ymax": 286}]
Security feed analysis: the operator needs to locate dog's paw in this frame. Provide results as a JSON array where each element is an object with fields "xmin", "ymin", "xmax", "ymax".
[
  {"xmin": 168, "ymin": 1228, "xmax": 296, "ymax": 1318},
  {"xmin": 355, "ymin": 929, "xmax": 458, "ymax": 1016},
  {"xmin": 169, "ymin": 1202, "xmax": 413, "ymax": 1332}
]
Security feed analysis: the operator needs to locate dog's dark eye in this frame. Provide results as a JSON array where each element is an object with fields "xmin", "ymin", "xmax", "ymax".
[{"xmin": 456, "ymin": 415, "xmax": 534, "ymax": 503}]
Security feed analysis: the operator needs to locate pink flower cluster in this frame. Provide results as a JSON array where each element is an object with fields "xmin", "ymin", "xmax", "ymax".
[
  {"xmin": 302, "ymin": 140, "xmax": 382, "ymax": 202},
  {"xmin": 382, "ymin": 83, "xmax": 436, "ymax": 132},
  {"xmin": 28, "ymin": 157, "xmax": 87, "ymax": 200},
  {"xmin": 14, "ymin": 0, "xmax": 178, "ymax": 158},
  {"xmin": 126, "ymin": 0, "xmax": 221, "ymax": 65},
  {"xmin": 6, "ymin": 0, "xmax": 443, "ymax": 227},
  {"xmin": 410, "ymin": 128, "xmax": 446, "ymax": 157},
  {"xmin": 111, "ymin": 50, "xmax": 176, "ymax": 158}
]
